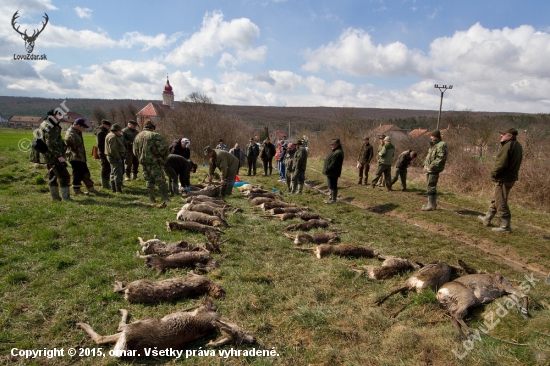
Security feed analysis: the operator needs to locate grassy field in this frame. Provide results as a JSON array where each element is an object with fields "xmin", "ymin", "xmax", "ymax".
[{"xmin": 1, "ymin": 129, "xmax": 549, "ymax": 366}]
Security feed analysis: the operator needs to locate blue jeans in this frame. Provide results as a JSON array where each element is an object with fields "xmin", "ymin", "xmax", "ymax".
[{"xmin": 278, "ymin": 160, "xmax": 285, "ymax": 180}]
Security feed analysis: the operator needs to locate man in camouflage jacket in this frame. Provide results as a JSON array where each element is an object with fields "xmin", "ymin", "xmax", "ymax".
[
  {"xmin": 283, "ymin": 143, "xmax": 296, "ymax": 191},
  {"xmin": 290, "ymin": 139, "xmax": 308, "ymax": 194},
  {"xmin": 205, "ymin": 146, "xmax": 239, "ymax": 196},
  {"xmin": 40, "ymin": 109, "xmax": 72, "ymax": 201},
  {"xmin": 390, "ymin": 150, "xmax": 417, "ymax": 191},
  {"xmin": 96, "ymin": 119, "xmax": 112, "ymax": 189},
  {"xmin": 122, "ymin": 120, "xmax": 140, "ymax": 180},
  {"xmin": 422, "ymin": 129, "xmax": 448, "ymax": 211},
  {"xmin": 357, "ymin": 137, "xmax": 373, "ymax": 185},
  {"xmin": 371, "ymin": 136, "xmax": 395, "ymax": 191},
  {"xmin": 478, "ymin": 128, "xmax": 523, "ymax": 232},
  {"xmin": 65, "ymin": 118, "xmax": 97, "ymax": 195},
  {"xmin": 133, "ymin": 121, "xmax": 170, "ymax": 202},
  {"xmin": 105, "ymin": 124, "xmax": 126, "ymax": 193}
]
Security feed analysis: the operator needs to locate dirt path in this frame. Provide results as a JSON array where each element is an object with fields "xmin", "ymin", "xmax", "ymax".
[{"xmin": 306, "ymin": 168, "xmax": 549, "ymax": 278}]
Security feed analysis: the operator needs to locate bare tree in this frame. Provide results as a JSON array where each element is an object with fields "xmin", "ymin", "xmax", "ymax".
[
  {"xmin": 118, "ymin": 104, "xmax": 128, "ymax": 126},
  {"xmin": 108, "ymin": 107, "xmax": 119, "ymax": 125},
  {"xmin": 92, "ymin": 106, "xmax": 107, "ymax": 125},
  {"xmin": 126, "ymin": 103, "xmax": 138, "ymax": 123}
]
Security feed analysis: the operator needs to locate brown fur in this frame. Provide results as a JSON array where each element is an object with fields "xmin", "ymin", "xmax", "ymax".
[
  {"xmin": 181, "ymin": 203, "xmax": 225, "ymax": 219},
  {"xmin": 138, "ymin": 236, "xmax": 203, "ymax": 256},
  {"xmin": 375, "ymin": 261, "xmax": 454, "ymax": 306},
  {"xmin": 132, "ymin": 201, "xmax": 166, "ymax": 209},
  {"xmin": 137, "ymin": 250, "xmax": 217, "ymax": 274},
  {"xmin": 77, "ymin": 298, "xmax": 255, "ymax": 357},
  {"xmin": 114, "ymin": 274, "xmax": 226, "ymax": 302},
  {"xmin": 268, "ymin": 207, "xmax": 310, "ymax": 214},
  {"xmin": 284, "ymin": 232, "xmax": 341, "ymax": 245},
  {"xmin": 166, "ymin": 221, "xmax": 224, "ymax": 234},
  {"xmin": 176, "ymin": 210, "xmax": 228, "ymax": 228},
  {"xmin": 284, "ymin": 219, "xmax": 331, "ymax": 232},
  {"xmin": 246, "ymin": 192, "xmax": 278, "ymax": 200},
  {"xmin": 361, "ymin": 257, "xmax": 420, "ymax": 280},
  {"xmin": 260, "ymin": 201, "xmax": 297, "ymax": 210},
  {"xmin": 296, "ymin": 244, "xmax": 379, "ymax": 259},
  {"xmin": 438, "ymin": 273, "xmax": 529, "ymax": 339},
  {"xmin": 186, "ymin": 196, "xmax": 226, "ymax": 206},
  {"xmin": 187, "ymin": 186, "xmax": 221, "ymax": 198}
]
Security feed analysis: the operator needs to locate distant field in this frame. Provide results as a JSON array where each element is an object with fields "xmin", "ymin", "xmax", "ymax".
[{"xmin": 0, "ymin": 129, "xmax": 549, "ymax": 365}]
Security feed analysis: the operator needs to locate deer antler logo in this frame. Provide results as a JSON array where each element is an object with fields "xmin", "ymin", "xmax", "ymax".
[{"xmin": 12, "ymin": 11, "xmax": 49, "ymax": 54}]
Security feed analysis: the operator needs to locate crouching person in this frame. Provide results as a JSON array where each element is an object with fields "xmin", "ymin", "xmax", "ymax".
[
  {"xmin": 164, "ymin": 154, "xmax": 197, "ymax": 196},
  {"xmin": 204, "ymin": 146, "xmax": 239, "ymax": 197},
  {"xmin": 390, "ymin": 150, "xmax": 417, "ymax": 192}
]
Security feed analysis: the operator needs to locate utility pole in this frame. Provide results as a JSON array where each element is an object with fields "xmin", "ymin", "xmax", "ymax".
[{"xmin": 434, "ymin": 84, "xmax": 453, "ymax": 130}]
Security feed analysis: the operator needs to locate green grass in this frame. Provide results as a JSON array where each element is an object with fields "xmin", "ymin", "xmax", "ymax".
[{"xmin": 0, "ymin": 129, "xmax": 549, "ymax": 365}]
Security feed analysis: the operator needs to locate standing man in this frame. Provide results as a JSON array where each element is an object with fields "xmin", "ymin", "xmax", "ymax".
[
  {"xmin": 169, "ymin": 137, "xmax": 191, "ymax": 159},
  {"xmin": 105, "ymin": 124, "xmax": 126, "ymax": 193},
  {"xmin": 122, "ymin": 120, "xmax": 139, "ymax": 180},
  {"xmin": 245, "ymin": 138, "xmax": 259, "ymax": 175},
  {"xmin": 96, "ymin": 119, "xmax": 112, "ymax": 189},
  {"xmin": 283, "ymin": 143, "xmax": 296, "ymax": 191},
  {"xmin": 478, "ymin": 128, "xmax": 523, "ymax": 233},
  {"xmin": 276, "ymin": 140, "xmax": 287, "ymax": 182},
  {"xmin": 215, "ymin": 139, "xmax": 228, "ymax": 151},
  {"xmin": 371, "ymin": 136, "xmax": 395, "ymax": 191},
  {"xmin": 204, "ymin": 146, "xmax": 239, "ymax": 197},
  {"xmin": 133, "ymin": 121, "xmax": 170, "ymax": 202},
  {"xmin": 390, "ymin": 150, "xmax": 417, "ymax": 192},
  {"xmin": 322, "ymin": 139, "xmax": 345, "ymax": 204},
  {"xmin": 260, "ymin": 137, "xmax": 276, "ymax": 175},
  {"xmin": 357, "ymin": 137, "xmax": 373, "ymax": 185},
  {"xmin": 65, "ymin": 118, "xmax": 97, "ymax": 195},
  {"xmin": 422, "ymin": 130, "xmax": 448, "ymax": 211},
  {"xmin": 228, "ymin": 143, "xmax": 245, "ymax": 175},
  {"xmin": 291, "ymin": 139, "xmax": 308, "ymax": 194},
  {"xmin": 164, "ymin": 154, "xmax": 197, "ymax": 196},
  {"xmin": 40, "ymin": 109, "xmax": 72, "ymax": 201}
]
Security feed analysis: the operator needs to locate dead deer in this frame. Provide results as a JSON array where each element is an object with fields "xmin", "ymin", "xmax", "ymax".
[
  {"xmin": 295, "ymin": 244, "xmax": 380, "ymax": 259},
  {"xmin": 176, "ymin": 210, "xmax": 228, "ymax": 228},
  {"xmin": 284, "ymin": 232, "xmax": 341, "ymax": 245},
  {"xmin": 186, "ymin": 185, "xmax": 221, "ymax": 198},
  {"xmin": 132, "ymin": 201, "xmax": 167, "ymax": 209},
  {"xmin": 264, "ymin": 212, "xmax": 329, "ymax": 221},
  {"xmin": 260, "ymin": 201, "xmax": 297, "ymax": 210},
  {"xmin": 185, "ymin": 195, "xmax": 226, "ymax": 205},
  {"xmin": 284, "ymin": 219, "xmax": 332, "ymax": 232},
  {"xmin": 349, "ymin": 256, "xmax": 421, "ymax": 281},
  {"xmin": 138, "ymin": 236, "xmax": 204, "ymax": 256},
  {"xmin": 375, "ymin": 261, "xmax": 455, "ymax": 306},
  {"xmin": 77, "ymin": 298, "xmax": 255, "ymax": 357},
  {"xmin": 114, "ymin": 274, "xmax": 225, "ymax": 303},
  {"xmin": 136, "ymin": 250, "xmax": 217, "ymax": 274},
  {"xmin": 437, "ymin": 273, "xmax": 529, "ymax": 340},
  {"xmin": 267, "ymin": 207, "xmax": 310, "ymax": 214},
  {"xmin": 180, "ymin": 203, "xmax": 225, "ymax": 219},
  {"xmin": 246, "ymin": 192, "xmax": 279, "ymax": 200}
]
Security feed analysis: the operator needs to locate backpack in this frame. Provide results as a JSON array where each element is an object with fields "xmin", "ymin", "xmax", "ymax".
[{"xmin": 31, "ymin": 137, "xmax": 49, "ymax": 153}]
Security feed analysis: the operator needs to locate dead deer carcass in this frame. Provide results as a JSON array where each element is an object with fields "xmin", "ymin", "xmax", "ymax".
[
  {"xmin": 375, "ymin": 261, "xmax": 454, "ymax": 306},
  {"xmin": 265, "ymin": 212, "xmax": 328, "ymax": 221},
  {"xmin": 246, "ymin": 192, "xmax": 278, "ymax": 200},
  {"xmin": 181, "ymin": 203, "xmax": 225, "ymax": 219},
  {"xmin": 268, "ymin": 207, "xmax": 310, "ymax": 215},
  {"xmin": 284, "ymin": 232, "xmax": 341, "ymax": 245},
  {"xmin": 353, "ymin": 256, "xmax": 421, "ymax": 280},
  {"xmin": 284, "ymin": 219, "xmax": 331, "ymax": 232},
  {"xmin": 77, "ymin": 298, "xmax": 255, "ymax": 357},
  {"xmin": 132, "ymin": 201, "xmax": 166, "ymax": 209},
  {"xmin": 296, "ymin": 244, "xmax": 380, "ymax": 259},
  {"xmin": 260, "ymin": 201, "xmax": 297, "ymax": 210},
  {"xmin": 114, "ymin": 274, "xmax": 225, "ymax": 303},
  {"xmin": 176, "ymin": 210, "xmax": 228, "ymax": 228},
  {"xmin": 437, "ymin": 273, "xmax": 529, "ymax": 340},
  {"xmin": 138, "ymin": 236, "xmax": 203, "ymax": 256},
  {"xmin": 186, "ymin": 185, "xmax": 221, "ymax": 198},
  {"xmin": 166, "ymin": 221, "xmax": 223, "ymax": 234},
  {"xmin": 186, "ymin": 195, "xmax": 226, "ymax": 205},
  {"xmin": 137, "ymin": 250, "xmax": 217, "ymax": 274}
]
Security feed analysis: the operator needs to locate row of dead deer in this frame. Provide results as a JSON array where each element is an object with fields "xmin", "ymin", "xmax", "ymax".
[
  {"xmin": 79, "ymin": 185, "xmax": 257, "ymax": 357},
  {"xmin": 248, "ymin": 184, "xmax": 534, "ymax": 342}
]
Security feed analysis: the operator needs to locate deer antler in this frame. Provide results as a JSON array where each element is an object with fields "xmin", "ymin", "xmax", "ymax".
[
  {"xmin": 32, "ymin": 13, "xmax": 49, "ymax": 39},
  {"xmin": 11, "ymin": 11, "xmax": 49, "ymax": 40},
  {"xmin": 11, "ymin": 11, "xmax": 25, "ymax": 37}
]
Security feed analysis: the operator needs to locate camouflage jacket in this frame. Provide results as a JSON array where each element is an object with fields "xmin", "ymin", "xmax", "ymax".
[
  {"xmin": 133, "ymin": 130, "xmax": 169, "ymax": 166},
  {"xmin": 491, "ymin": 138, "xmax": 522, "ymax": 182},
  {"xmin": 105, "ymin": 132, "xmax": 126, "ymax": 161},
  {"xmin": 39, "ymin": 120, "xmax": 66, "ymax": 165},
  {"xmin": 284, "ymin": 149, "xmax": 296, "ymax": 173},
  {"xmin": 209, "ymin": 149, "xmax": 239, "ymax": 179},
  {"xmin": 64, "ymin": 125, "xmax": 87, "ymax": 162},
  {"xmin": 395, "ymin": 150, "xmax": 414, "ymax": 170},
  {"xmin": 245, "ymin": 143, "xmax": 259, "ymax": 160},
  {"xmin": 357, "ymin": 143, "xmax": 373, "ymax": 165},
  {"xmin": 122, "ymin": 127, "xmax": 139, "ymax": 145},
  {"xmin": 423, "ymin": 139, "xmax": 448, "ymax": 174},
  {"xmin": 293, "ymin": 146, "xmax": 308, "ymax": 171},
  {"xmin": 378, "ymin": 142, "xmax": 395, "ymax": 166}
]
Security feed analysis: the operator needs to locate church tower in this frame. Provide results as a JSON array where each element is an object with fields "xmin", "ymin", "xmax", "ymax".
[{"xmin": 162, "ymin": 76, "xmax": 174, "ymax": 108}]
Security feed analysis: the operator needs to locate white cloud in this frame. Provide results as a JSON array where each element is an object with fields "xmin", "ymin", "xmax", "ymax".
[
  {"xmin": 74, "ymin": 7, "xmax": 92, "ymax": 19},
  {"xmin": 120, "ymin": 31, "xmax": 183, "ymax": 51},
  {"xmin": 166, "ymin": 11, "xmax": 266, "ymax": 67}
]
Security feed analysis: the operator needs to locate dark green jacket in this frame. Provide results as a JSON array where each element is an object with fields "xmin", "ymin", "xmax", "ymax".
[
  {"xmin": 395, "ymin": 150, "xmax": 413, "ymax": 170},
  {"xmin": 378, "ymin": 142, "xmax": 395, "ymax": 165},
  {"xmin": 358, "ymin": 142, "xmax": 373, "ymax": 165},
  {"xmin": 323, "ymin": 146, "xmax": 345, "ymax": 178},
  {"xmin": 491, "ymin": 138, "xmax": 522, "ymax": 182}
]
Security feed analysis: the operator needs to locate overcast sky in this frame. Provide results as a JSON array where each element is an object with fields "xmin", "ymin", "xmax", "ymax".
[{"xmin": 1, "ymin": 0, "xmax": 550, "ymax": 113}]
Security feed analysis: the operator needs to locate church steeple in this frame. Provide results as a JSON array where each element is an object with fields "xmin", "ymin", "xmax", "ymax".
[{"xmin": 162, "ymin": 75, "xmax": 174, "ymax": 108}]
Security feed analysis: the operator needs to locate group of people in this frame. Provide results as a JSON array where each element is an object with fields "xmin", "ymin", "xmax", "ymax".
[
  {"xmin": 35, "ymin": 109, "xmax": 197, "ymax": 203},
  {"xmin": 352, "ymin": 128, "xmax": 522, "ymax": 232}
]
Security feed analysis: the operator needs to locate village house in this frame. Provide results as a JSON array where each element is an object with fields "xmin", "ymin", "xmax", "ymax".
[{"xmin": 136, "ymin": 77, "xmax": 175, "ymax": 127}]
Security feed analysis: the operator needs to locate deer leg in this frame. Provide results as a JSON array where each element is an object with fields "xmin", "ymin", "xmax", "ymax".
[
  {"xmin": 77, "ymin": 323, "xmax": 121, "ymax": 344},
  {"xmin": 374, "ymin": 286, "xmax": 406, "ymax": 306},
  {"xmin": 117, "ymin": 309, "xmax": 129, "ymax": 332},
  {"xmin": 449, "ymin": 317, "xmax": 468, "ymax": 340}
]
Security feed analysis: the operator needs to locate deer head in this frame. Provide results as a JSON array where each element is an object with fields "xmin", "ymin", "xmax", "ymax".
[{"xmin": 12, "ymin": 11, "xmax": 49, "ymax": 54}]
